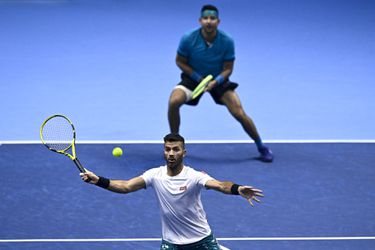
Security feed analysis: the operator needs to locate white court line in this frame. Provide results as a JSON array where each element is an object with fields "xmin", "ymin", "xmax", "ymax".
[
  {"xmin": 1, "ymin": 236, "xmax": 374, "ymax": 243},
  {"xmin": 219, "ymin": 237, "xmax": 375, "ymax": 241},
  {"xmin": 1, "ymin": 139, "xmax": 375, "ymax": 144}
]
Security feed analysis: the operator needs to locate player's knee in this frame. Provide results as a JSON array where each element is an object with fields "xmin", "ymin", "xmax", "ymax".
[
  {"xmin": 169, "ymin": 92, "xmax": 185, "ymax": 108},
  {"xmin": 169, "ymin": 97, "xmax": 182, "ymax": 109},
  {"xmin": 231, "ymin": 107, "xmax": 247, "ymax": 121}
]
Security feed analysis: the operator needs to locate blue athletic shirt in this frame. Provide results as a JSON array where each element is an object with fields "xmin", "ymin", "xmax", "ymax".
[{"xmin": 177, "ymin": 28, "xmax": 235, "ymax": 77}]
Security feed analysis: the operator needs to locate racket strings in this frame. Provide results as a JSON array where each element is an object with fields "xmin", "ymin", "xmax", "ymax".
[{"xmin": 41, "ymin": 116, "xmax": 74, "ymax": 151}]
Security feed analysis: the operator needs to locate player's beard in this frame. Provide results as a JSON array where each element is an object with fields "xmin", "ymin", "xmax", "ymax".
[
  {"xmin": 203, "ymin": 25, "xmax": 215, "ymax": 34},
  {"xmin": 166, "ymin": 155, "xmax": 183, "ymax": 169}
]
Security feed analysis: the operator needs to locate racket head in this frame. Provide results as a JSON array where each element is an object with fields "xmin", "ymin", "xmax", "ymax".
[
  {"xmin": 191, "ymin": 74, "xmax": 213, "ymax": 99},
  {"xmin": 40, "ymin": 114, "xmax": 76, "ymax": 159}
]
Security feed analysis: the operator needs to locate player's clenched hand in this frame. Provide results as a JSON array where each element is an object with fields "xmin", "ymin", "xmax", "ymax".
[
  {"xmin": 80, "ymin": 169, "xmax": 99, "ymax": 184},
  {"xmin": 239, "ymin": 186, "xmax": 264, "ymax": 207}
]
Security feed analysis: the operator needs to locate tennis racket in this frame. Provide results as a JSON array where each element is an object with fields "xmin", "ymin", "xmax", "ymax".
[
  {"xmin": 40, "ymin": 114, "xmax": 85, "ymax": 173},
  {"xmin": 191, "ymin": 74, "xmax": 213, "ymax": 99}
]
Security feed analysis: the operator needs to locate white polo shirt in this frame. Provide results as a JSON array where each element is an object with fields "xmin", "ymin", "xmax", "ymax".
[{"xmin": 141, "ymin": 165, "xmax": 214, "ymax": 245}]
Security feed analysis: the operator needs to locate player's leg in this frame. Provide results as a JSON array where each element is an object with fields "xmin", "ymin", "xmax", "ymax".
[
  {"xmin": 168, "ymin": 88, "xmax": 187, "ymax": 133},
  {"xmin": 168, "ymin": 75, "xmax": 202, "ymax": 133},
  {"xmin": 220, "ymin": 90, "xmax": 273, "ymax": 162},
  {"xmin": 220, "ymin": 90, "xmax": 261, "ymax": 141}
]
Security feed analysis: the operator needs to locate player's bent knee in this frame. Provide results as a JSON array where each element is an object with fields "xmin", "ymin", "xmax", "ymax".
[
  {"xmin": 231, "ymin": 108, "xmax": 247, "ymax": 121},
  {"xmin": 169, "ymin": 90, "xmax": 186, "ymax": 107},
  {"xmin": 169, "ymin": 97, "xmax": 184, "ymax": 108}
]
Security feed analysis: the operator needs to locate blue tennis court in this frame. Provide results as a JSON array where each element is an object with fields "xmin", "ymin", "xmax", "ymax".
[
  {"xmin": 0, "ymin": 142, "xmax": 374, "ymax": 249},
  {"xmin": 0, "ymin": 0, "xmax": 374, "ymax": 249}
]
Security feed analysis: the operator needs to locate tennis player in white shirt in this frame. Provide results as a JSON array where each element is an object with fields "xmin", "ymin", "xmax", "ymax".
[{"xmin": 81, "ymin": 133, "xmax": 263, "ymax": 250}]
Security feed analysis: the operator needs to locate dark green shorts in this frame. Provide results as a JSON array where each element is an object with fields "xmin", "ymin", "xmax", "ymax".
[{"xmin": 160, "ymin": 233, "xmax": 220, "ymax": 250}]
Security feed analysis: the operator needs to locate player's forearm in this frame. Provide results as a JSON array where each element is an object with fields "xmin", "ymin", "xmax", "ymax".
[
  {"xmin": 176, "ymin": 60, "xmax": 194, "ymax": 76},
  {"xmin": 218, "ymin": 181, "xmax": 237, "ymax": 194},
  {"xmin": 218, "ymin": 62, "xmax": 233, "ymax": 79},
  {"xmin": 206, "ymin": 180, "xmax": 242, "ymax": 195},
  {"xmin": 93, "ymin": 177, "xmax": 131, "ymax": 194},
  {"xmin": 214, "ymin": 61, "xmax": 234, "ymax": 83},
  {"xmin": 220, "ymin": 68, "xmax": 232, "ymax": 79},
  {"xmin": 176, "ymin": 54, "xmax": 203, "ymax": 81},
  {"xmin": 93, "ymin": 176, "xmax": 145, "ymax": 194},
  {"xmin": 107, "ymin": 180, "xmax": 132, "ymax": 194}
]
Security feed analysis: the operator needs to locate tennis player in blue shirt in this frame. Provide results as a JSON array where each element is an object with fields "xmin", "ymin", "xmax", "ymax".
[{"xmin": 168, "ymin": 4, "xmax": 273, "ymax": 162}]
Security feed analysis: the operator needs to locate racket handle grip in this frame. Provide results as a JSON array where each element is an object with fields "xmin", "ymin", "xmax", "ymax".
[{"xmin": 73, "ymin": 158, "xmax": 86, "ymax": 173}]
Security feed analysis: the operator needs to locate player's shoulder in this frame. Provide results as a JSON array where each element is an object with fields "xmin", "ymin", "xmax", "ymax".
[
  {"xmin": 218, "ymin": 29, "xmax": 234, "ymax": 43},
  {"xmin": 183, "ymin": 165, "xmax": 196, "ymax": 173},
  {"xmin": 181, "ymin": 28, "xmax": 201, "ymax": 40},
  {"xmin": 184, "ymin": 165, "xmax": 209, "ymax": 176},
  {"xmin": 144, "ymin": 166, "xmax": 165, "ymax": 175}
]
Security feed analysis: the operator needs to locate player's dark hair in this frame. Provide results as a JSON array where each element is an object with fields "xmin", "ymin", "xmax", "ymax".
[
  {"xmin": 164, "ymin": 133, "xmax": 185, "ymax": 147},
  {"xmin": 201, "ymin": 4, "xmax": 219, "ymax": 15}
]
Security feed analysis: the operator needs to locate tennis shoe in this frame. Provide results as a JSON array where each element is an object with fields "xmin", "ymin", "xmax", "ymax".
[{"xmin": 258, "ymin": 146, "xmax": 273, "ymax": 162}]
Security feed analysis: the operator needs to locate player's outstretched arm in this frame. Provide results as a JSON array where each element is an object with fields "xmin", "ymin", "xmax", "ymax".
[
  {"xmin": 80, "ymin": 170, "xmax": 146, "ymax": 194},
  {"xmin": 205, "ymin": 180, "xmax": 264, "ymax": 207}
]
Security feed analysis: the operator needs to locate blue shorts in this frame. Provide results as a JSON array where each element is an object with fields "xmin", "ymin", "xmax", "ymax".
[
  {"xmin": 177, "ymin": 73, "xmax": 238, "ymax": 106},
  {"xmin": 160, "ymin": 233, "xmax": 221, "ymax": 250}
]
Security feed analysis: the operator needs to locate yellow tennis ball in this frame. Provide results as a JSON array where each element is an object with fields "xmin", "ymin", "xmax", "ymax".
[{"xmin": 112, "ymin": 147, "xmax": 123, "ymax": 157}]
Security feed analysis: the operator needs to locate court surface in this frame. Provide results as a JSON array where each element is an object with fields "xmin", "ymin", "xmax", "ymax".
[
  {"xmin": 0, "ymin": 0, "xmax": 374, "ymax": 249},
  {"xmin": 0, "ymin": 0, "xmax": 374, "ymax": 141},
  {"xmin": 0, "ymin": 142, "xmax": 374, "ymax": 249}
]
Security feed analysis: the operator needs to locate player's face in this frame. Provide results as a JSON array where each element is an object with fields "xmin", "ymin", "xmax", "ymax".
[
  {"xmin": 164, "ymin": 141, "xmax": 186, "ymax": 169},
  {"xmin": 199, "ymin": 15, "xmax": 220, "ymax": 34}
]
